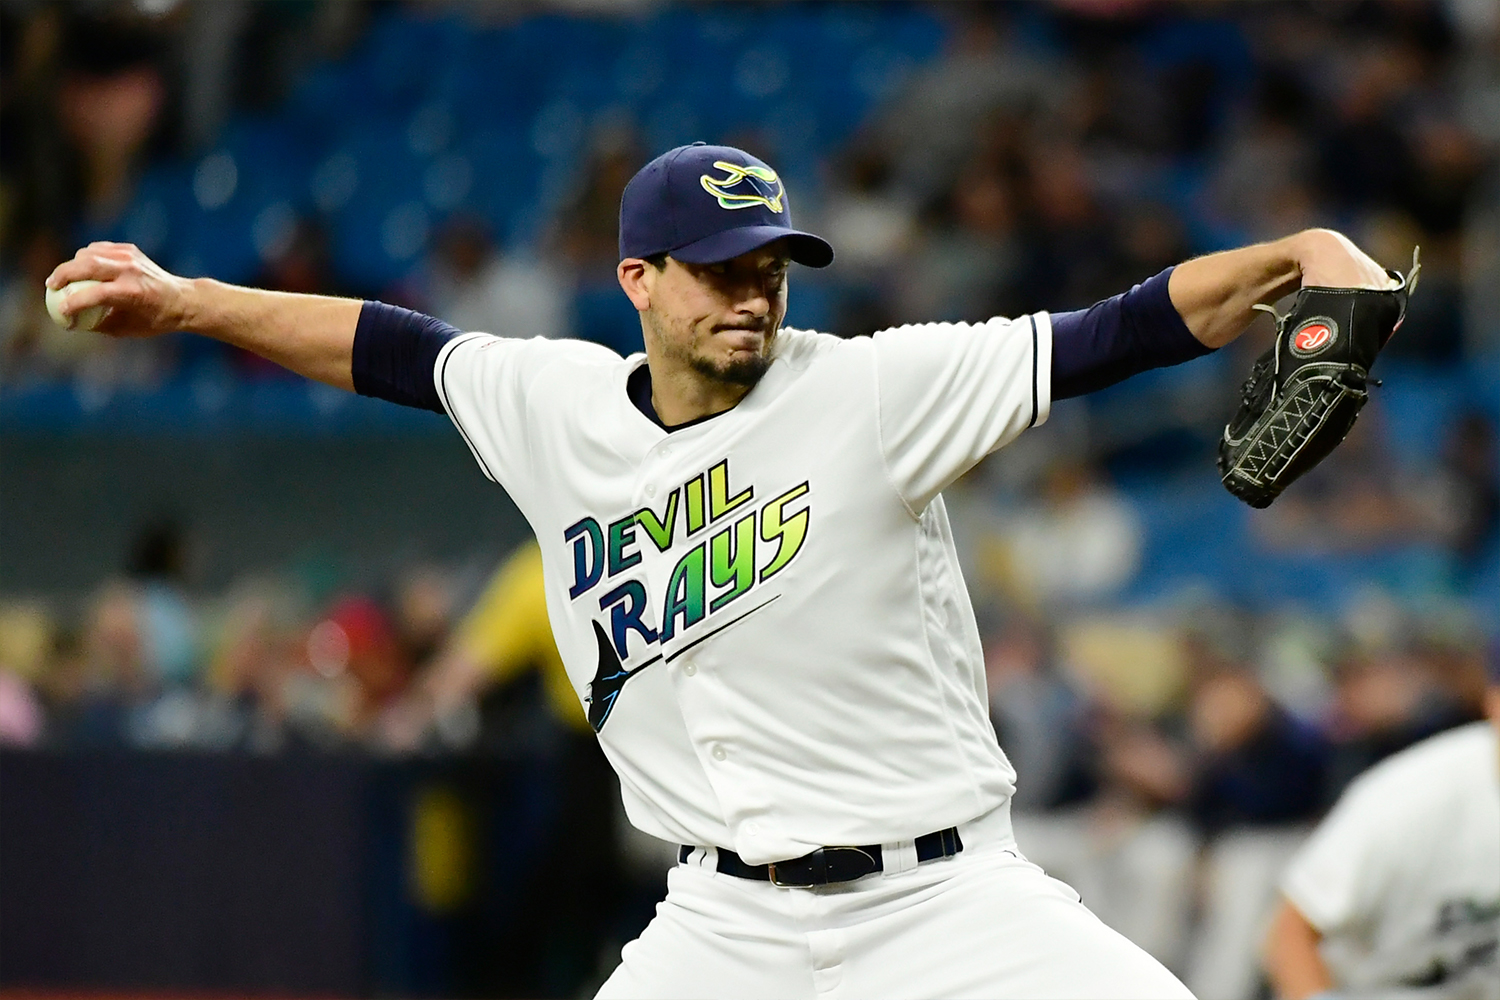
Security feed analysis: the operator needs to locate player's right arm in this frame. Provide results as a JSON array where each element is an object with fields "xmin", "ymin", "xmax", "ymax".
[
  {"xmin": 1264, "ymin": 897, "xmax": 1334, "ymax": 1000},
  {"xmin": 48, "ymin": 242, "xmax": 363, "ymax": 391}
]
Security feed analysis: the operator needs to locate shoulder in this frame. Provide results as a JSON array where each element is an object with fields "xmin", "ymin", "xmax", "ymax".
[
  {"xmin": 1341, "ymin": 722, "xmax": 1497, "ymax": 812},
  {"xmin": 870, "ymin": 313, "xmax": 1040, "ymax": 343},
  {"xmin": 772, "ymin": 325, "xmax": 853, "ymax": 369},
  {"xmin": 439, "ymin": 332, "xmax": 630, "ymax": 384}
]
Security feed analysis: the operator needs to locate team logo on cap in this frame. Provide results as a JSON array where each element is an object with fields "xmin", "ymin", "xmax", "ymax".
[
  {"xmin": 1289, "ymin": 317, "xmax": 1338, "ymax": 357},
  {"xmin": 700, "ymin": 161, "xmax": 785, "ymax": 213}
]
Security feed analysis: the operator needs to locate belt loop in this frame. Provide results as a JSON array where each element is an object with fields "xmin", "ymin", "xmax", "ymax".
[
  {"xmin": 941, "ymin": 827, "xmax": 962, "ymax": 857},
  {"xmin": 880, "ymin": 839, "xmax": 919, "ymax": 875}
]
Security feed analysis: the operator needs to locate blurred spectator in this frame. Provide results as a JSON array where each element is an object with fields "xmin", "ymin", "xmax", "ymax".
[
  {"xmin": 872, "ymin": 6, "xmax": 1056, "ymax": 203},
  {"xmin": 1183, "ymin": 627, "xmax": 1327, "ymax": 835},
  {"xmin": 126, "ymin": 518, "xmax": 199, "ymax": 689},
  {"xmin": 1014, "ymin": 141, "xmax": 1122, "ymax": 312},
  {"xmin": 894, "ymin": 156, "xmax": 1022, "ymax": 324},
  {"xmin": 993, "ymin": 461, "xmax": 1143, "ymax": 611},
  {"xmin": 425, "ymin": 217, "xmax": 568, "ymax": 339},
  {"xmin": 1434, "ymin": 411, "xmax": 1500, "ymax": 572},
  {"xmin": 1206, "ymin": 68, "xmax": 1320, "ymax": 243},
  {"xmin": 985, "ymin": 615, "xmax": 1092, "ymax": 811},
  {"xmin": 1323, "ymin": 634, "xmax": 1482, "ymax": 802},
  {"xmin": 556, "ymin": 138, "xmax": 647, "ymax": 355},
  {"xmin": 57, "ymin": 14, "xmax": 173, "ymax": 232},
  {"xmin": 383, "ymin": 540, "xmax": 631, "ymax": 998},
  {"xmin": 394, "ymin": 564, "xmax": 458, "ymax": 671},
  {"xmin": 0, "ymin": 602, "xmax": 49, "ymax": 746},
  {"xmin": 818, "ymin": 144, "xmax": 914, "ymax": 335},
  {"xmin": 327, "ymin": 594, "xmax": 413, "ymax": 737}
]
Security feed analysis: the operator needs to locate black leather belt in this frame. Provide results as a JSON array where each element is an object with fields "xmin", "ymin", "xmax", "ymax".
[{"xmin": 678, "ymin": 827, "xmax": 963, "ymax": 887}]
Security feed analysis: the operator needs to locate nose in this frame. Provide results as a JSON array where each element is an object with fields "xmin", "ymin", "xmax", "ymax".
[{"xmin": 734, "ymin": 277, "xmax": 774, "ymax": 318}]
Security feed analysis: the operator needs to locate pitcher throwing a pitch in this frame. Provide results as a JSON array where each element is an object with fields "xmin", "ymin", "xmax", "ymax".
[{"xmin": 49, "ymin": 143, "xmax": 1404, "ymax": 999}]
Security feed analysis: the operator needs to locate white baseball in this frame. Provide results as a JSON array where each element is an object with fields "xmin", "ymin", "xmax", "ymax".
[{"xmin": 44, "ymin": 279, "xmax": 109, "ymax": 332}]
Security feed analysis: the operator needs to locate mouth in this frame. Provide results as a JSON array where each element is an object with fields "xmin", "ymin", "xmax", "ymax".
[{"xmin": 713, "ymin": 325, "xmax": 768, "ymax": 352}]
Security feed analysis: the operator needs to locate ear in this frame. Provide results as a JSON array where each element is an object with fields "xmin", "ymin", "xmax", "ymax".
[{"xmin": 617, "ymin": 259, "xmax": 653, "ymax": 312}]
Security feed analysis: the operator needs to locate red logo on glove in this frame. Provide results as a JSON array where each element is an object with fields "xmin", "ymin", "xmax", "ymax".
[{"xmin": 1289, "ymin": 318, "xmax": 1338, "ymax": 357}]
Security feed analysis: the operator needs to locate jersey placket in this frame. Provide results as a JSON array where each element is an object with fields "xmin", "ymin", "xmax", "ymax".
[{"xmin": 636, "ymin": 436, "xmax": 782, "ymax": 858}]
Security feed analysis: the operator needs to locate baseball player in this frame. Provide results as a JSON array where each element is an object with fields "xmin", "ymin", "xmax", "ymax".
[
  {"xmin": 49, "ymin": 142, "xmax": 1399, "ymax": 999},
  {"xmin": 1263, "ymin": 657, "xmax": 1500, "ymax": 1000}
]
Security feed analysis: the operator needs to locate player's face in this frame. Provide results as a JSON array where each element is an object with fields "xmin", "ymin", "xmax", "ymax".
[{"xmin": 643, "ymin": 243, "xmax": 790, "ymax": 387}]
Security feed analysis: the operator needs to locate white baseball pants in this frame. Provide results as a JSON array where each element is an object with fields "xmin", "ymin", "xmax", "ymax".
[{"xmin": 596, "ymin": 806, "xmax": 1195, "ymax": 1000}]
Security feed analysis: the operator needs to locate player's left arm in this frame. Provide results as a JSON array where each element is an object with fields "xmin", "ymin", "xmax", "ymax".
[
  {"xmin": 1167, "ymin": 228, "xmax": 1394, "ymax": 348},
  {"xmin": 1048, "ymin": 228, "xmax": 1395, "ymax": 400}
]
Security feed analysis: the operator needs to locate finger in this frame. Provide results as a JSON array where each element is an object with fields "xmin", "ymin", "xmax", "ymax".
[
  {"xmin": 47, "ymin": 253, "xmax": 127, "ymax": 289},
  {"xmin": 55, "ymin": 278, "xmax": 129, "ymax": 316}
]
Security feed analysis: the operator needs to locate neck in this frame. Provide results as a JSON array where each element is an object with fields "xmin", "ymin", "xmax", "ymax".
[{"xmin": 647, "ymin": 359, "xmax": 755, "ymax": 427}]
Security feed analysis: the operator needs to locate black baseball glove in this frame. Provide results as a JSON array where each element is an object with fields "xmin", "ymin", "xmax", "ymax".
[{"xmin": 1217, "ymin": 249, "xmax": 1420, "ymax": 509}]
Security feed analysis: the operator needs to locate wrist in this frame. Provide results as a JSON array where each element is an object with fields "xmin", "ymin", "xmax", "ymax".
[{"xmin": 176, "ymin": 276, "xmax": 218, "ymax": 333}]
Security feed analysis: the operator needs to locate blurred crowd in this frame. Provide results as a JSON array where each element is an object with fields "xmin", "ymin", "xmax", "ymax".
[
  {"xmin": 0, "ymin": 511, "xmax": 1493, "ymax": 994},
  {"xmin": 2, "ymin": 2, "xmax": 1498, "ymax": 995},
  {"xmin": 3, "ymin": 1, "xmax": 1500, "ymax": 374}
]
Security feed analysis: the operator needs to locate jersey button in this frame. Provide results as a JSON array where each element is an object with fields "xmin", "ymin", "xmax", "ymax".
[
  {"xmin": 681, "ymin": 660, "xmax": 697, "ymax": 676},
  {"xmin": 645, "ymin": 484, "xmax": 657, "ymax": 497},
  {"xmin": 711, "ymin": 744, "xmax": 727, "ymax": 761}
]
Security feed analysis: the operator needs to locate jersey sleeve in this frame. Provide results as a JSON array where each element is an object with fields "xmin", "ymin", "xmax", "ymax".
[
  {"xmin": 433, "ymin": 332, "xmax": 577, "ymax": 491},
  {"xmin": 873, "ymin": 312, "xmax": 1051, "ymax": 512},
  {"xmin": 1279, "ymin": 772, "xmax": 1396, "ymax": 934}
]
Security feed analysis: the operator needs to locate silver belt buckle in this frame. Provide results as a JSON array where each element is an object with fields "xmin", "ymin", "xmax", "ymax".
[{"xmin": 767, "ymin": 862, "xmax": 816, "ymax": 889}]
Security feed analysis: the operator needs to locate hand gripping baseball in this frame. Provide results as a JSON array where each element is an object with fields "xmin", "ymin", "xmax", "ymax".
[
  {"xmin": 45, "ymin": 242, "xmax": 195, "ymax": 338},
  {"xmin": 1217, "ymin": 247, "xmax": 1420, "ymax": 509}
]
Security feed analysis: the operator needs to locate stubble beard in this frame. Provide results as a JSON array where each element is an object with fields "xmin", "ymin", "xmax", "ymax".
[
  {"xmin": 653, "ymin": 312, "xmax": 774, "ymax": 389},
  {"xmin": 690, "ymin": 346, "xmax": 771, "ymax": 387}
]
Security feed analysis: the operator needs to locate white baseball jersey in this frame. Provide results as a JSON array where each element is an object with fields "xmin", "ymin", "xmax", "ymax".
[
  {"xmin": 1281, "ymin": 721, "xmax": 1500, "ymax": 997},
  {"xmin": 434, "ymin": 316, "xmax": 1052, "ymax": 865}
]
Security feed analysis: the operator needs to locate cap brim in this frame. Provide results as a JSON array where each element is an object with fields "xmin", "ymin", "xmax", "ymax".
[{"xmin": 670, "ymin": 225, "xmax": 834, "ymax": 269}]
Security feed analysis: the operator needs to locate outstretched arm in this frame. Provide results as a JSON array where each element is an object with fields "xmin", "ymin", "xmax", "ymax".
[
  {"xmin": 1169, "ymin": 228, "xmax": 1395, "ymax": 349},
  {"xmin": 1049, "ymin": 228, "xmax": 1399, "ymax": 399},
  {"xmin": 48, "ymin": 242, "xmax": 361, "ymax": 390}
]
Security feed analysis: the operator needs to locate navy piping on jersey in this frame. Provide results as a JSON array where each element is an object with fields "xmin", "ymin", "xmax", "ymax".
[
  {"xmin": 1027, "ymin": 314, "xmax": 1039, "ymax": 428},
  {"xmin": 436, "ymin": 336, "xmax": 499, "ymax": 483}
]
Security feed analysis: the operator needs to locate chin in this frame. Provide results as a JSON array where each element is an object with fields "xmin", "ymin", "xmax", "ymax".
[{"xmin": 694, "ymin": 352, "xmax": 770, "ymax": 387}]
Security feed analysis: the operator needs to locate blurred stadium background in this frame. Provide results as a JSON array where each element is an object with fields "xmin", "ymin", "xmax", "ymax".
[{"xmin": 0, "ymin": 1, "xmax": 1496, "ymax": 998}]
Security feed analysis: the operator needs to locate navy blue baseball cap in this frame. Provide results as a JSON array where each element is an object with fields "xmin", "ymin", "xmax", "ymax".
[{"xmin": 618, "ymin": 143, "xmax": 834, "ymax": 268}]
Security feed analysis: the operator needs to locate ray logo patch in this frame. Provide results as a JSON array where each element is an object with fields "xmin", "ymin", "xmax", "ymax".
[{"xmin": 700, "ymin": 161, "xmax": 785, "ymax": 213}]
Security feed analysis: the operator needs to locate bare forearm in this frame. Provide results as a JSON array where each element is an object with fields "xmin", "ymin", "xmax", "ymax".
[
  {"xmin": 47, "ymin": 242, "xmax": 361, "ymax": 391},
  {"xmin": 1169, "ymin": 229, "xmax": 1395, "ymax": 349},
  {"xmin": 181, "ymin": 279, "xmax": 361, "ymax": 390},
  {"xmin": 1264, "ymin": 899, "xmax": 1334, "ymax": 1000}
]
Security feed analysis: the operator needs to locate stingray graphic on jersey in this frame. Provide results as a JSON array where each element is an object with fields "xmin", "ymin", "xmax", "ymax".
[
  {"xmin": 585, "ymin": 594, "xmax": 781, "ymax": 732},
  {"xmin": 585, "ymin": 620, "xmax": 656, "ymax": 732}
]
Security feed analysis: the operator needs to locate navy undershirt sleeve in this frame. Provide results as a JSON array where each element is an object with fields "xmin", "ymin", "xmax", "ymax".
[
  {"xmin": 1049, "ymin": 266, "xmax": 1213, "ymax": 401},
  {"xmin": 350, "ymin": 301, "xmax": 462, "ymax": 413}
]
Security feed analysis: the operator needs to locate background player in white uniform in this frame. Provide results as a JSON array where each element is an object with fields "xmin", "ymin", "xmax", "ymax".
[
  {"xmin": 48, "ymin": 142, "xmax": 1398, "ymax": 999},
  {"xmin": 1264, "ymin": 656, "xmax": 1500, "ymax": 1000}
]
